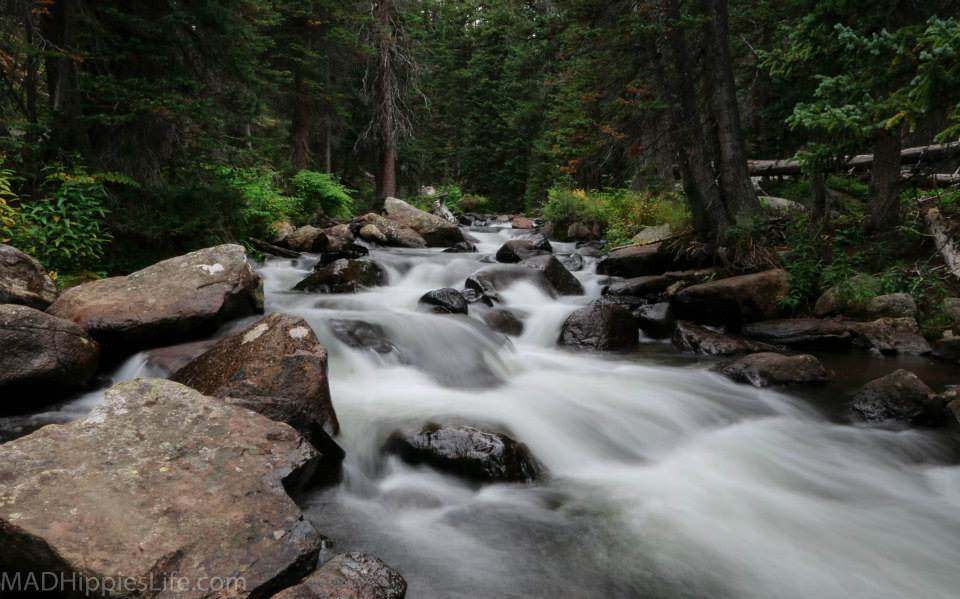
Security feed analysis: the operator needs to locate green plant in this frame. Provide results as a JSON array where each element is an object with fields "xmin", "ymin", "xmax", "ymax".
[
  {"xmin": 211, "ymin": 166, "xmax": 299, "ymax": 239},
  {"xmin": 461, "ymin": 193, "xmax": 490, "ymax": 212},
  {"xmin": 290, "ymin": 170, "xmax": 355, "ymax": 219},
  {"xmin": 0, "ymin": 166, "xmax": 18, "ymax": 244},
  {"xmin": 14, "ymin": 168, "xmax": 113, "ymax": 273}
]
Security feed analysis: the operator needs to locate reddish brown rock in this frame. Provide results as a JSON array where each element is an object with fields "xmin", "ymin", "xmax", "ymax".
[{"xmin": 0, "ymin": 244, "xmax": 58, "ymax": 309}]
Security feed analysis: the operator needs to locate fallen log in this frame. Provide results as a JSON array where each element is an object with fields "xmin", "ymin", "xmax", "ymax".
[
  {"xmin": 924, "ymin": 207, "xmax": 960, "ymax": 280},
  {"xmin": 249, "ymin": 237, "xmax": 302, "ymax": 258},
  {"xmin": 749, "ymin": 141, "xmax": 960, "ymax": 177}
]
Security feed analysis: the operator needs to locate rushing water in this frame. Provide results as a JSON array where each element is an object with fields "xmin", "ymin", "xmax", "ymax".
[{"xmin": 6, "ymin": 225, "xmax": 960, "ymax": 597}]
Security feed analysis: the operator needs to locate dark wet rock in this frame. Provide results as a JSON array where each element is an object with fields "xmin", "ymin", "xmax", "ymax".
[
  {"xmin": 482, "ymin": 308, "xmax": 524, "ymax": 336},
  {"xmin": 251, "ymin": 236, "xmax": 303, "ymax": 258},
  {"xmin": 384, "ymin": 424, "xmax": 544, "ymax": 483},
  {"xmin": 443, "ymin": 241, "xmax": 478, "ymax": 253},
  {"xmin": 520, "ymin": 255, "xmax": 584, "ymax": 296},
  {"xmin": 328, "ymin": 319, "xmax": 396, "ymax": 354},
  {"xmin": 850, "ymin": 369, "xmax": 944, "ymax": 426},
  {"xmin": 559, "ymin": 252, "xmax": 585, "ymax": 272},
  {"xmin": 525, "ymin": 233, "xmax": 553, "ymax": 252},
  {"xmin": 672, "ymin": 269, "xmax": 790, "ymax": 328},
  {"xmin": 465, "ymin": 265, "xmax": 557, "ymax": 303},
  {"xmin": 319, "ymin": 242, "xmax": 370, "ymax": 266},
  {"xmin": 603, "ymin": 275, "xmax": 673, "ymax": 299},
  {"xmin": 48, "ymin": 244, "xmax": 263, "ymax": 352},
  {"xmin": 576, "ymin": 241, "xmax": 606, "ymax": 257},
  {"xmin": 636, "ymin": 302, "xmax": 674, "ymax": 339},
  {"xmin": 496, "ymin": 239, "xmax": 550, "ymax": 263},
  {"xmin": 353, "ymin": 213, "xmax": 426, "ymax": 249},
  {"xmin": 274, "ymin": 552, "xmax": 408, "ymax": 599},
  {"xmin": 672, "ymin": 321, "xmax": 774, "ymax": 356},
  {"xmin": 0, "ymin": 244, "xmax": 58, "ymax": 309},
  {"xmin": 295, "ymin": 259, "xmax": 387, "ymax": 293},
  {"xmin": 384, "ymin": 197, "xmax": 465, "ymax": 247},
  {"xmin": 460, "ymin": 287, "xmax": 490, "ymax": 305},
  {"xmin": 419, "ymin": 288, "xmax": 469, "ymax": 315},
  {"xmin": 596, "ymin": 244, "xmax": 665, "ymax": 278},
  {"xmin": 0, "ymin": 304, "xmax": 100, "ymax": 411},
  {"xmin": 512, "ymin": 215, "xmax": 534, "ymax": 229},
  {"xmin": 0, "ymin": 379, "xmax": 325, "ymax": 598},
  {"xmin": 741, "ymin": 318, "xmax": 854, "ymax": 350},
  {"xmin": 171, "ymin": 312, "xmax": 340, "ymax": 443},
  {"xmin": 718, "ymin": 352, "xmax": 831, "ymax": 387},
  {"xmin": 851, "ymin": 317, "xmax": 931, "ymax": 355},
  {"xmin": 286, "ymin": 225, "xmax": 331, "ymax": 252},
  {"xmin": 932, "ymin": 336, "xmax": 960, "ymax": 363},
  {"xmin": 558, "ymin": 301, "xmax": 638, "ymax": 351}
]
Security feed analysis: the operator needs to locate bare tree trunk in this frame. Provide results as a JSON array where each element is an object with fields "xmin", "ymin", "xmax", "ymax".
[
  {"xmin": 291, "ymin": 70, "xmax": 312, "ymax": 171},
  {"xmin": 23, "ymin": 1, "xmax": 39, "ymax": 145},
  {"xmin": 701, "ymin": 0, "xmax": 758, "ymax": 220},
  {"xmin": 374, "ymin": 0, "xmax": 398, "ymax": 202},
  {"xmin": 324, "ymin": 63, "xmax": 332, "ymax": 174},
  {"xmin": 811, "ymin": 169, "xmax": 827, "ymax": 222},
  {"xmin": 869, "ymin": 127, "xmax": 902, "ymax": 231}
]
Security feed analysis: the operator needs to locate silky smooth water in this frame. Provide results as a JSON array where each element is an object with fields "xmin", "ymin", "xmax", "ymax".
[{"xmin": 5, "ymin": 225, "xmax": 960, "ymax": 597}]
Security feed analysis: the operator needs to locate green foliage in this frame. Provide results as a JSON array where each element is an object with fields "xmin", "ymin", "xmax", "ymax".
[
  {"xmin": 290, "ymin": 170, "xmax": 355, "ymax": 219},
  {"xmin": 461, "ymin": 193, "xmax": 490, "ymax": 213},
  {"xmin": 11, "ymin": 168, "xmax": 114, "ymax": 273},
  {"xmin": 211, "ymin": 166, "xmax": 299, "ymax": 240},
  {"xmin": 0, "ymin": 166, "xmax": 18, "ymax": 244}
]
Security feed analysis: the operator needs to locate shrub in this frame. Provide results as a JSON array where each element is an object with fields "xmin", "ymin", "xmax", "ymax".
[
  {"xmin": 0, "ymin": 166, "xmax": 18, "ymax": 244},
  {"xmin": 290, "ymin": 170, "xmax": 354, "ymax": 219},
  {"xmin": 461, "ymin": 193, "xmax": 490, "ymax": 212},
  {"xmin": 210, "ymin": 166, "xmax": 299, "ymax": 239}
]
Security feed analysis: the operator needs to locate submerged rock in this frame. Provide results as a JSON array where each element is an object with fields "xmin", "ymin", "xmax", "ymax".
[
  {"xmin": 419, "ymin": 288, "xmax": 469, "ymax": 315},
  {"xmin": 443, "ymin": 241, "xmax": 478, "ymax": 253},
  {"xmin": 275, "ymin": 552, "xmax": 407, "ymax": 599},
  {"xmin": 0, "ymin": 379, "xmax": 325, "ymax": 597},
  {"xmin": 0, "ymin": 304, "xmax": 100, "ymax": 411},
  {"xmin": 559, "ymin": 252, "xmax": 585, "ymax": 272},
  {"xmin": 384, "ymin": 197, "xmax": 465, "ymax": 247},
  {"xmin": 171, "ymin": 313, "xmax": 341, "ymax": 449},
  {"xmin": 0, "ymin": 244, "xmax": 58, "ymax": 309},
  {"xmin": 558, "ymin": 301, "xmax": 638, "ymax": 351},
  {"xmin": 47, "ymin": 244, "xmax": 263, "ymax": 352},
  {"xmin": 672, "ymin": 320, "xmax": 774, "ymax": 356},
  {"xmin": 327, "ymin": 319, "xmax": 396, "ymax": 354},
  {"xmin": 319, "ymin": 242, "xmax": 370, "ymax": 266},
  {"xmin": 482, "ymin": 308, "xmax": 525, "ymax": 336},
  {"xmin": 850, "ymin": 369, "xmax": 944, "ymax": 426},
  {"xmin": 519, "ymin": 255, "xmax": 584, "ymax": 296},
  {"xmin": 295, "ymin": 259, "xmax": 387, "ymax": 293},
  {"xmin": 465, "ymin": 265, "xmax": 557, "ymax": 303},
  {"xmin": 672, "ymin": 269, "xmax": 790, "ymax": 328},
  {"xmin": 718, "ymin": 352, "xmax": 831, "ymax": 387},
  {"xmin": 384, "ymin": 424, "xmax": 544, "ymax": 483}
]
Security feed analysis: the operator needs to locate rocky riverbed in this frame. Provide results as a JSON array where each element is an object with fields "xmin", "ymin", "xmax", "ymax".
[{"xmin": 1, "ymin": 198, "xmax": 960, "ymax": 598}]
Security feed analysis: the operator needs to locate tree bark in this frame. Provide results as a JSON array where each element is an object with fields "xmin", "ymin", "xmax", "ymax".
[
  {"xmin": 291, "ymin": 69, "xmax": 312, "ymax": 171},
  {"xmin": 701, "ymin": 0, "xmax": 759, "ymax": 220},
  {"xmin": 374, "ymin": 0, "xmax": 398, "ymax": 201},
  {"xmin": 811, "ymin": 169, "xmax": 828, "ymax": 223},
  {"xmin": 869, "ymin": 127, "xmax": 902, "ymax": 231}
]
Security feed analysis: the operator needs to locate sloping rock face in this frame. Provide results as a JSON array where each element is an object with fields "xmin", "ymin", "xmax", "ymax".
[
  {"xmin": 384, "ymin": 198, "xmax": 465, "ymax": 247},
  {"xmin": 0, "ymin": 244, "xmax": 58, "ymax": 309},
  {"xmin": 850, "ymin": 369, "xmax": 944, "ymax": 426},
  {"xmin": 558, "ymin": 301, "xmax": 638, "ymax": 351},
  {"xmin": 596, "ymin": 244, "xmax": 665, "ymax": 278},
  {"xmin": 0, "ymin": 304, "xmax": 100, "ymax": 410},
  {"xmin": 519, "ymin": 255, "xmax": 584, "ymax": 296},
  {"xmin": 294, "ymin": 259, "xmax": 387, "ymax": 293},
  {"xmin": 48, "ymin": 244, "xmax": 263, "ymax": 352},
  {"xmin": 718, "ymin": 352, "xmax": 830, "ymax": 387},
  {"xmin": 171, "ymin": 313, "xmax": 341, "ymax": 443},
  {"xmin": 384, "ymin": 424, "xmax": 544, "ymax": 483},
  {"xmin": 672, "ymin": 269, "xmax": 790, "ymax": 328},
  {"xmin": 672, "ymin": 321, "xmax": 774, "ymax": 356},
  {"xmin": 0, "ymin": 379, "xmax": 324, "ymax": 598},
  {"xmin": 496, "ymin": 240, "xmax": 550, "ymax": 263},
  {"xmin": 274, "ymin": 553, "xmax": 407, "ymax": 599}
]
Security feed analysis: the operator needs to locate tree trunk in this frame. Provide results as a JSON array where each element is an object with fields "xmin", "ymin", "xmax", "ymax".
[
  {"xmin": 291, "ymin": 70, "xmax": 312, "ymax": 171},
  {"xmin": 379, "ymin": 140, "xmax": 397, "ymax": 200},
  {"xmin": 701, "ymin": 0, "xmax": 759, "ymax": 220},
  {"xmin": 811, "ymin": 169, "xmax": 828, "ymax": 223},
  {"xmin": 869, "ymin": 127, "xmax": 902, "ymax": 231},
  {"xmin": 23, "ymin": 2, "xmax": 39, "ymax": 145},
  {"xmin": 374, "ymin": 0, "xmax": 398, "ymax": 202}
]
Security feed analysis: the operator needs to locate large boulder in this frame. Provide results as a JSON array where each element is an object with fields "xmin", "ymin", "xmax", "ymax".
[
  {"xmin": 862, "ymin": 293, "xmax": 917, "ymax": 319},
  {"xmin": 718, "ymin": 352, "xmax": 830, "ymax": 387},
  {"xmin": 851, "ymin": 317, "xmax": 931, "ymax": 355},
  {"xmin": 630, "ymin": 224, "xmax": 672, "ymax": 245},
  {"xmin": 0, "ymin": 304, "xmax": 100, "ymax": 411},
  {"xmin": 496, "ymin": 239, "xmax": 550, "ymax": 263},
  {"xmin": 171, "ymin": 313, "xmax": 341, "ymax": 448},
  {"xmin": 0, "ymin": 379, "xmax": 325, "ymax": 597},
  {"xmin": 596, "ymin": 244, "xmax": 665, "ymax": 278},
  {"xmin": 0, "ymin": 244, "xmax": 58, "ymax": 309},
  {"xmin": 519, "ymin": 255, "xmax": 584, "ymax": 296},
  {"xmin": 465, "ymin": 265, "xmax": 557, "ymax": 303},
  {"xmin": 323, "ymin": 223, "xmax": 356, "ymax": 251},
  {"xmin": 672, "ymin": 269, "xmax": 790, "ymax": 328},
  {"xmin": 418, "ymin": 288, "xmax": 469, "ymax": 315},
  {"xmin": 294, "ymin": 259, "xmax": 387, "ymax": 293},
  {"xmin": 384, "ymin": 197, "xmax": 465, "ymax": 247},
  {"xmin": 48, "ymin": 244, "xmax": 263, "ymax": 352},
  {"xmin": 558, "ymin": 301, "xmax": 638, "ymax": 351},
  {"xmin": 285, "ymin": 225, "xmax": 330, "ymax": 252},
  {"xmin": 353, "ymin": 213, "xmax": 426, "ymax": 249},
  {"xmin": 672, "ymin": 321, "xmax": 774, "ymax": 356},
  {"xmin": 274, "ymin": 553, "xmax": 407, "ymax": 599},
  {"xmin": 850, "ymin": 369, "xmax": 944, "ymax": 426},
  {"xmin": 384, "ymin": 424, "xmax": 544, "ymax": 483}
]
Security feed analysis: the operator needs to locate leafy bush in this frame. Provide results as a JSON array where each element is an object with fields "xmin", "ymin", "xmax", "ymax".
[
  {"xmin": 0, "ymin": 166, "xmax": 18, "ymax": 244},
  {"xmin": 290, "ymin": 170, "xmax": 354, "ymax": 219},
  {"xmin": 461, "ymin": 193, "xmax": 490, "ymax": 212},
  {"xmin": 210, "ymin": 166, "xmax": 299, "ymax": 239},
  {"xmin": 13, "ymin": 168, "xmax": 113, "ymax": 273}
]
